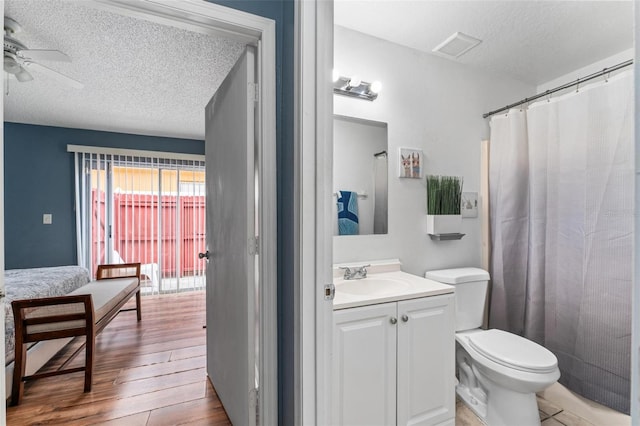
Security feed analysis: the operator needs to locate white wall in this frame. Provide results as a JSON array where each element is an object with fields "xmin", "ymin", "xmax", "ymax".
[
  {"xmin": 537, "ymin": 48, "xmax": 633, "ymax": 94},
  {"xmin": 333, "ymin": 26, "xmax": 534, "ymax": 276},
  {"xmin": 333, "ymin": 116, "xmax": 387, "ymax": 235}
]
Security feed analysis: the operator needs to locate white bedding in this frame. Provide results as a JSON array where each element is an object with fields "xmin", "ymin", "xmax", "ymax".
[{"xmin": 4, "ymin": 266, "xmax": 90, "ymax": 364}]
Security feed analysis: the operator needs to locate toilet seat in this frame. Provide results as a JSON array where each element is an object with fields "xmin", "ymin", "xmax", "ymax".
[{"xmin": 468, "ymin": 329, "xmax": 557, "ymax": 374}]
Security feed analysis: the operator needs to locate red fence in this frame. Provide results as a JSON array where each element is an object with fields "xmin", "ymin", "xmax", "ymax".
[{"xmin": 91, "ymin": 190, "xmax": 206, "ymax": 277}]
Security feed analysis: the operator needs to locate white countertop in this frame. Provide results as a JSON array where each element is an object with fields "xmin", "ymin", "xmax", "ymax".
[{"xmin": 333, "ymin": 270, "xmax": 454, "ymax": 310}]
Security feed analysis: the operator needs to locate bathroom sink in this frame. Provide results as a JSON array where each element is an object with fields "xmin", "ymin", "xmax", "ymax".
[
  {"xmin": 336, "ymin": 278, "xmax": 411, "ymax": 296},
  {"xmin": 332, "ymin": 262, "xmax": 455, "ymax": 310}
]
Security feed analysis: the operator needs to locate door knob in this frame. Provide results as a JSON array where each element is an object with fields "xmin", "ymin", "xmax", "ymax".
[{"xmin": 198, "ymin": 251, "xmax": 210, "ymax": 260}]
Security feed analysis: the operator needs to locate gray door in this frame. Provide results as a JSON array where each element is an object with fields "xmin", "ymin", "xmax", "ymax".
[{"xmin": 204, "ymin": 46, "xmax": 257, "ymax": 426}]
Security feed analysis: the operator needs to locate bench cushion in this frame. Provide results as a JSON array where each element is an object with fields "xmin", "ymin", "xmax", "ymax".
[
  {"xmin": 71, "ymin": 278, "xmax": 139, "ymax": 322},
  {"xmin": 24, "ymin": 278, "xmax": 139, "ymax": 335}
]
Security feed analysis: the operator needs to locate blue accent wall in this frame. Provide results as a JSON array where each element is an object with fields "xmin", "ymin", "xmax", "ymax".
[
  {"xmin": 3, "ymin": 123, "xmax": 203, "ymax": 270},
  {"xmin": 209, "ymin": 2, "xmax": 296, "ymax": 424}
]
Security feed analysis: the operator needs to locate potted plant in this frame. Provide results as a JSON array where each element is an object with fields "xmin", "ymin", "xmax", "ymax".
[{"xmin": 426, "ymin": 175, "xmax": 463, "ymax": 235}]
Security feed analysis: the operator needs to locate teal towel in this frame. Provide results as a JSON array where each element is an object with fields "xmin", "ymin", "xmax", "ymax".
[{"xmin": 337, "ymin": 190, "xmax": 359, "ymax": 235}]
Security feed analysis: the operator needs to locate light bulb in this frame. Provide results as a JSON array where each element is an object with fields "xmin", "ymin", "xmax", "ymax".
[
  {"xmin": 4, "ymin": 57, "xmax": 20, "ymax": 74},
  {"xmin": 349, "ymin": 75, "xmax": 361, "ymax": 88},
  {"xmin": 370, "ymin": 81, "xmax": 382, "ymax": 94},
  {"xmin": 332, "ymin": 69, "xmax": 340, "ymax": 83}
]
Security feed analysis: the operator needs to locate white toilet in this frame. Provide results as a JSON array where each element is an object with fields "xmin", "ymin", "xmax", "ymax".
[{"xmin": 425, "ymin": 268, "xmax": 560, "ymax": 426}]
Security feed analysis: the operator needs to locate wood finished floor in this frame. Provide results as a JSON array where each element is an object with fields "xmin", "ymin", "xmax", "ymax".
[{"xmin": 6, "ymin": 291, "xmax": 231, "ymax": 425}]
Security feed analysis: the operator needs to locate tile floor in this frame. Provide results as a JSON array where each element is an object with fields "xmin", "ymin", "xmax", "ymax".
[
  {"xmin": 455, "ymin": 395, "xmax": 595, "ymax": 426},
  {"xmin": 455, "ymin": 399, "xmax": 483, "ymax": 426},
  {"xmin": 537, "ymin": 395, "xmax": 595, "ymax": 426}
]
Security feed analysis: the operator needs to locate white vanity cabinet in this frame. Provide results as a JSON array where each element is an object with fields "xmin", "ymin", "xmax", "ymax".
[{"xmin": 333, "ymin": 294, "xmax": 455, "ymax": 426}]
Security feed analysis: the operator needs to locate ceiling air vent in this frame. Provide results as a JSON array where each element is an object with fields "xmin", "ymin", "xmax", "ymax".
[{"xmin": 432, "ymin": 32, "xmax": 482, "ymax": 58}]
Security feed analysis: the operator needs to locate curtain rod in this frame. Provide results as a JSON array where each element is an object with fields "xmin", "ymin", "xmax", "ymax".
[{"xmin": 483, "ymin": 59, "xmax": 633, "ymax": 119}]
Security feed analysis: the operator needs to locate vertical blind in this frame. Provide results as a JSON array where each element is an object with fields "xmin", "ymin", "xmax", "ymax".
[{"xmin": 70, "ymin": 145, "xmax": 206, "ymax": 294}]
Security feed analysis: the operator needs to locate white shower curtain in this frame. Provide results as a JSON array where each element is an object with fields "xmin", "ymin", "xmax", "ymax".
[
  {"xmin": 489, "ymin": 70, "xmax": 634, "ymax": 413},
  {"xmin": 488, "ymin": 110, "xmax": 530, "ymax": 335}
]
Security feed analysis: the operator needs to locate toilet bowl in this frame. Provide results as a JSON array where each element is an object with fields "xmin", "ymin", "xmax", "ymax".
[
  {"xmin": 455, "ymin": 329, "xmax": 560, "ymax": 425},
  {"xmin": 425, "ymin": 268, "xmax": 560, "ymax": 426}
]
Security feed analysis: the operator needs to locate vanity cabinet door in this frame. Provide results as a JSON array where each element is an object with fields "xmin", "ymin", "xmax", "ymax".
[
  {"xmin": 396, "ymin": 294, "xmax": 455, "ymax": 426},
  {"xmin": 333, "ymin": 302, "xmax": 398, "ymax": 426}
]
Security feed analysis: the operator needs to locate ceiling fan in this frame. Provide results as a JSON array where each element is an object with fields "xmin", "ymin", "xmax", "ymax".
[{"xmin": 3, "ymin": 17, "xmax": 83, "ymax": 89}]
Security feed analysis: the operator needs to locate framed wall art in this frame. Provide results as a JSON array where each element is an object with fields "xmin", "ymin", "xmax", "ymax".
[{"xmin": 398, "ymin": 148, "xmax": 423, "ymax": 179}]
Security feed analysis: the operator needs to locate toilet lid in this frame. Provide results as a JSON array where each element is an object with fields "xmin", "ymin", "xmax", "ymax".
[{"xmin": 468, "ymin": 329, "xmax": 558, "ymax": 373}]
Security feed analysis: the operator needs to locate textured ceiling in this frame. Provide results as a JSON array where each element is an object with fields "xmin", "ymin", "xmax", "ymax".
[
  {"xmin": 5, "ymin": 1, "xmax": 633, "ymax": 139},
  {"xmin": 4, "ymin": 0, "xmax": 245, "ymax": 140},
  {"xmin": 335, "ymin": 1, "xmax": 633, "ymax": 86}
]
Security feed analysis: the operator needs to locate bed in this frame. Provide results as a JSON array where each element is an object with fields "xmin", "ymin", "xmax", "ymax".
[{"xmin": 4, "ymin": 266, "xmax": 90, "ymax": 366}]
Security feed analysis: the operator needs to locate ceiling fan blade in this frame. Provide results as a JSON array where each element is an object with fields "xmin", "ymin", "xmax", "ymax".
[
  {"xmin": 17, "ymin": 49, "xmax": 71, "ymax": 63},
  {"xmin": 15, "ymin": 66, "xmax": 33, "ymax": 82},
  {"xmin": 23, "ymin": 61, "xmax": 83, "ymax": 89}
]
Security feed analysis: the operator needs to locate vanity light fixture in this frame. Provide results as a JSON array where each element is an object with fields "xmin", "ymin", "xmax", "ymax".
[
  {"xmin": 347, "ymin": 75, "xmax": 361, "ymax": 88},
  {"xmin": 370, "ymin": 81, "xmax": 382, "ymax": 94},
  {"xmin": 332, "ymin": 69, "xmax": 341, "ymax": 83},
  {"xmin": 333, "ymin": 71, "xmax": 381, "ymax": 101}
]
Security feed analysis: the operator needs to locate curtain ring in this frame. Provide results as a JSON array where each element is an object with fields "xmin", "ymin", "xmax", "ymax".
[{"xmin": 519, "ymin": 98, "xmax": 528, "ymax": 112}]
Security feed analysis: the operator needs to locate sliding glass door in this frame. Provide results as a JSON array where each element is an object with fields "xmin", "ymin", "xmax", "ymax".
[{"xmin": 74, "ymin": 150, "xmax": 206, "ymax": 294}]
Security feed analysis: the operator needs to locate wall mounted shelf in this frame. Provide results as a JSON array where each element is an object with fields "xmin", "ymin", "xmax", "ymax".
[{"xmin": 428, "ymin": 233, "xmax": 465, "ymax": 241}]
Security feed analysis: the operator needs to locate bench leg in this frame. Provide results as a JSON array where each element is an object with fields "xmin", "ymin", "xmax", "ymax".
[
  {"xmin": 136, "ymin": 290, "xmax": 142, "ymax": 321},
  {"xmin": 84, "ymin": 331, "xmax": 95, "ymax": 392},
  {"xmin": 11, "ymin": 344, "xmax": 27, "ymax": 406}
]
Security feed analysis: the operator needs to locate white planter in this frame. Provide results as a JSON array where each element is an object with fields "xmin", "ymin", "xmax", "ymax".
[{"xmin": 426, "ymin": 214, "xmax": 462, "ymax": 235}]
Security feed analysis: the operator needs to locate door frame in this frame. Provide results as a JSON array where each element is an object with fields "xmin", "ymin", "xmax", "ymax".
[
  {"xmin": 294, "ymin": 0, "xmax": 334, "ymax": 423},
  {"xmin": 22, "ymin": 0, "xmax": 277, "ymax": 423},
  {"xmin": 633, "ymin": 3, "xmax": 640, "ymax": 421},
  {"xmin": 0, "ymin": 0, "xmax": 6, "ymax": 420}
]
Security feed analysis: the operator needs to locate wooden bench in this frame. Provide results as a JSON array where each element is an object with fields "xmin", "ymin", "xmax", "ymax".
[{"xmin": 10, "ymin": 263, "xmax": 141, "ymax": 406}]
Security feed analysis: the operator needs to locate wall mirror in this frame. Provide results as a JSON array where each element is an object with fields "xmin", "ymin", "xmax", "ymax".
[{"xmin": 334, "ymin": 115, "xmax": 388, "ymax": 236}]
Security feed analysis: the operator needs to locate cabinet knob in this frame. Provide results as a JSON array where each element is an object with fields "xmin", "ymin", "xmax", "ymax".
[
  {"xmin": 390, "ymin": 317, "xmax": 397, "ymax": 325},
  {"xmin": 401, "ymin": 314, "xmax": 409, "ymax": 322}
]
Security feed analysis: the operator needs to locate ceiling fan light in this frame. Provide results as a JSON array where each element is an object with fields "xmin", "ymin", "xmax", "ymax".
[
  {"xmin": 4, "ymin": 56, "xmax": 20, "ymax": 74},
  {"xmin": 15, "ymin": 67, "xmax": 33, "ymax": 82}
]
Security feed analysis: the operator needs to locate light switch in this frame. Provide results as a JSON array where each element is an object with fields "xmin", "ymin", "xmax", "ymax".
[{"xmin": 43, "ymin": 214, "xmax": 52, "ymax": 225}]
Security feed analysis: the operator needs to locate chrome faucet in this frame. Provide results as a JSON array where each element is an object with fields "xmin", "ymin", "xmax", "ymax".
[{"xmin": 339, "ymin": 264, "xmax": 371, "ymax": 280}]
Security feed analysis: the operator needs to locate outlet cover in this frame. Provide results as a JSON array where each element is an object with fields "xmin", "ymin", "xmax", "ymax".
[{"xmin": 43, "ymin": 214, "xmax": 52, "ymax": 225}]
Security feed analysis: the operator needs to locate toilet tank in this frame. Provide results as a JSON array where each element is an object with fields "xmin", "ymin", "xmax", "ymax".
[{"xmin": 425, "ymin": 268, "xmax": 490, "ymax": 332}]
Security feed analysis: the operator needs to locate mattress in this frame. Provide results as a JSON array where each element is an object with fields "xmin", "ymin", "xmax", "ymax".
[{"xmin": 4, "ymin": 266, "xmax": 90, "ymax": 365}]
